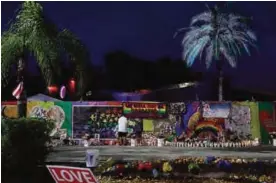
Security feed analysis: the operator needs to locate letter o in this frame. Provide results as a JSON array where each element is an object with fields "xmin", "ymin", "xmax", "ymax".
[{"xmin": 60, "ymin": 170, "xmax": 74, "ymax": 182}]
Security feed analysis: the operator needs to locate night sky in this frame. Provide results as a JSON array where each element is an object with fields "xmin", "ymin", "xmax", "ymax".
[{"xmin": 2, "ymin": 1, "xmax": 276, "ymax": 92}]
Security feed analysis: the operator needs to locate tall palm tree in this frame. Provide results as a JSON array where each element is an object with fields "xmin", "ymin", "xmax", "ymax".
[
  {"xmin": 2, "ymin": 2, "xmax": 89, "ymax": 116},
  {"xmin": 174, "ymin": 5, "xmax": 257, "ymax": 101}
]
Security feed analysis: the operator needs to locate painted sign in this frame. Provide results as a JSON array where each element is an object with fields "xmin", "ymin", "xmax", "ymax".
[
  {"xmin": 27, "ymin": 101, "xmax": 72, "ymax": 136},
  {"xmin": 202, "ymin": 102, "xmax": 231, "ymax": 118},
  {"xmin": 123, "ymin": 102, "xmax": 166, "ymax": 118},
  {"xmin": 1, "ymin": 101, "xmax": 18, "ymax": 118},
  {"xmin": 259, "ymin": 102, "xmax": 276, "ymax": 132},
  {"xmin": 72, "ymin": 104, "xmax": 122, "ymax": 138},
  {"xmin": 259, "ymin": 102, "xmax": 276, "ymax": 144},
  {"xmin": 47, "ymin": 165, "xmax": 98, "ymax": 183}
]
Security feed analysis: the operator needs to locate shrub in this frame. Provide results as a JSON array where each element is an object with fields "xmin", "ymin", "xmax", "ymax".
[{"xmin": 1, "ymin": 118, "xmax": 55, "ymax": 183}]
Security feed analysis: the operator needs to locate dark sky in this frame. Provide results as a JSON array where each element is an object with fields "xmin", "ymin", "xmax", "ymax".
[{"xmin": 2, "ymin": 1, "xmax": 276, "ymax": 92}]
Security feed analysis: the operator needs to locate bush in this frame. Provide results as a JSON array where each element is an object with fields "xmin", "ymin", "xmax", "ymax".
[{"xmin": 1, "ymin": 118, "xmax": 55, "ymax": 183}]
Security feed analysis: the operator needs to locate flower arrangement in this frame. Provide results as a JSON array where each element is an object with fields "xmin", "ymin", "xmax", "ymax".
[
  {"xmin": 95, "ymin": 156, "xmax": 275, "ymax": 183},
  {"xmin": 188, "ymin": 163, "xmax": 200, "ymax": 174}
]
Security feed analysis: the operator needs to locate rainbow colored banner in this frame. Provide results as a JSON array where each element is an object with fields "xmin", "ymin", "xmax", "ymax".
[{"xmin": 123, "ymin": 102, "xmax": 166, "ymax": 118}]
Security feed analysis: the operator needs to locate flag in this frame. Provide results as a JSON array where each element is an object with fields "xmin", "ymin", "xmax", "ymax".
[{"xmin": 12, "ymin": 82, "xmax": 24, "ymax": 99}]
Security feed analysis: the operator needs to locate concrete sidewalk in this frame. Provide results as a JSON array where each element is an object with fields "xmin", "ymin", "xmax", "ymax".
[{"xmin": 47, "ymin": 145, "xmax": 276, "ymax": 163}]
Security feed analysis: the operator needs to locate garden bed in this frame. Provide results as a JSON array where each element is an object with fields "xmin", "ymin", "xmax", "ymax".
[
  {"xmin": 97, "ymin": 176, "xmax": 259, "ymax": 183},
  {"xmin": 92, "ymin": 156, "xmax": 276, "ymax": 183}
]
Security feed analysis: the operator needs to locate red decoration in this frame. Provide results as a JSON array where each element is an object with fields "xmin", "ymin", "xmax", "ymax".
[
  {"xmin": 116, "ymin": 164, "xmax": 125, "ymax": 171},
  {"xmin": 144, "ymin": 162, "xmax": 152, "ymax": 170},
  {"xmin": 69, "ymin": 78, "xmax": 76, "ymax": 93},
  {"xmin": 137, "ymin": 163, "xmax": 144, "ymax": 171},
  {"xmin": 137, "ymin": 162, "xmax": 152, "ymax": 171},
  {"xmin": 48, "ymin": 86, "xmax": 58, "ymax": 94},
  {"xmin": 140, "ymin": 89, "xmax": 151, "ymax": 94}
]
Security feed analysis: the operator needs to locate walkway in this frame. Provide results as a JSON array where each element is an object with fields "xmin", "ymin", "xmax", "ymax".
[{"xmin": 47, "ymin": 145, "xmax": 276, "ymax": 163}]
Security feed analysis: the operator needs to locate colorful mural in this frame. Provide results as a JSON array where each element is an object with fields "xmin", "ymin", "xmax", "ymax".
[
  {"xmin": 181, "ymin": 102, "xmax": 226, "ymax": 138},
  {"xmin": 192, "ymin": 118, "xmax": 225, "ymax": 138},
  {"xmin": 3, "ymin": 100, "xmax": 274, "ymax": 144},
  {"xmin": 202, "ymin": 102, "xmax": 231, "ymax": 118},
  {"xmin": 1, "ymin": 101, "xmax": 18, "ymax": 118},
  {"xmin": 237, "ymin": 102, "xmax": 261, "ymax": 139},
  {"xmin": 259, "ymin": 102, "xmax": 276, "ymax": 144},
  {"xmin": 27, "ymin": 101, "xmax": 72, "ymax": 136},
  {"xmin": 183, "ymin": 102, "xmax": 201, "ymax": 135},
  {"xmin": 72, "ymin": 102, "xmax": 122, "ymax": 138},
  {"xmin": 225, "ymin": 103, "xmax": 251, "ymax": 138}
]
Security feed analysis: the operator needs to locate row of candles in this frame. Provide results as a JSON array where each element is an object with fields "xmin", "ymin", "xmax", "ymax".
[
  {"xmin": 164, "ymin": 140, "xmax": 259, "ymax": 148},
  {"xmin": 130, "ymin": 138, "xmax": 260, "ymax": 147},
  {"xmin": 80, "ymin": 138, "xmax": 260, "ymax": 147}
]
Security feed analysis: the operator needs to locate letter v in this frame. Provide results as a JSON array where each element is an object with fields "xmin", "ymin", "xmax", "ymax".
[{"xmin": 69, "ymin": 170, "xmax": 83, "ymax": 182}]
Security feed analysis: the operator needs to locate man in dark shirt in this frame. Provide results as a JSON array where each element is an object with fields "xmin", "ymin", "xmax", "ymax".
[{"xmin": 134, "ymin": 120, "xmax": 143, "ymax": 145}]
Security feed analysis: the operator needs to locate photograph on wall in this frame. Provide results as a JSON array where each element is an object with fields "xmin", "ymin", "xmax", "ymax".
[
  {"xmin": 72, "ymin": 105, "xmax": 122, "ymax": 138},
  {"xmin": 168, "ymin": 102, "xmax": 186, "ymax": 115},
  {"xmin": 27, "ymin": 101, "xmax": 72, "ymax": 136},
  {"xmin": 202, "ymin": 102, "xmax": 231, "ymax": 118}
]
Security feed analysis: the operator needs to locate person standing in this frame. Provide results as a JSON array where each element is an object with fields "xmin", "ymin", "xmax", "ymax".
[
  {"xmin": 118, "ymin": 114, "xmax": 128, "ymax": 145},
  {"xmin": 134, "ymin": 120, "xmax": 143, "ymax": 146}
]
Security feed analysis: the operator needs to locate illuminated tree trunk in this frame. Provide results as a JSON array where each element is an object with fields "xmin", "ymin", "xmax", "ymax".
[
  {"xmin": 217, "ymin": 61, "xmax": 224, "ymax": 101},
  {"xmin": 218, "ymin": 68, "xmax": 223, "ymax": 101},
  {"xmin": 211, "ymin": 6, "xmax": 224, "ymax": 101}
]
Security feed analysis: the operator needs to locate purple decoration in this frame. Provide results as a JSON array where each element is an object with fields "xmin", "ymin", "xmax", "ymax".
[
  {"xmin": 60, "ymin": 85, "xmax": 66, "ymax": 99},
  {"xmin": 217, "ymin": 160, "xmax": 232, "ymax": 171},
  {"xmin": 205, "ymin": 156, "xmax": 216, "ymax": 164},
  {"xmin": 152, "ymin": 168, "xmax": 159, "ymax": 178}
]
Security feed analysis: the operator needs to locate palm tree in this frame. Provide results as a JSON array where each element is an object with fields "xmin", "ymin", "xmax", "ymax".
[
  {"xmin": 2, "ymin": 2, "xmax": 89, "ymax": 116},
  {"xmin": 174, "ymin": 5, "xmax": 257, "ymax": 101}
]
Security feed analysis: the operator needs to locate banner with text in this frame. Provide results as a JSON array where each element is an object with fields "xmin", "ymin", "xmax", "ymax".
[{"xmin": 123, "ymin": 102, "xmax": 166, "ymax": 118}]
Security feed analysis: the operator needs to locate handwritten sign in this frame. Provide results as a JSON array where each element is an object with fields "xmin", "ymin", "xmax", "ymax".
[
  {"xmin": 259, "ymin": 102, "xmax": 276, "ymax": 132},
  {"xmin": 123, "ymin": 102, "xmax": 166, "ymax": 118}
]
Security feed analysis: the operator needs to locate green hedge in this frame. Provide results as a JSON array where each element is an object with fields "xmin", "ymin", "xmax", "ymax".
[{"xmin": 1, "ymin": 118, "xmax": 55, "ymax": 183}]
